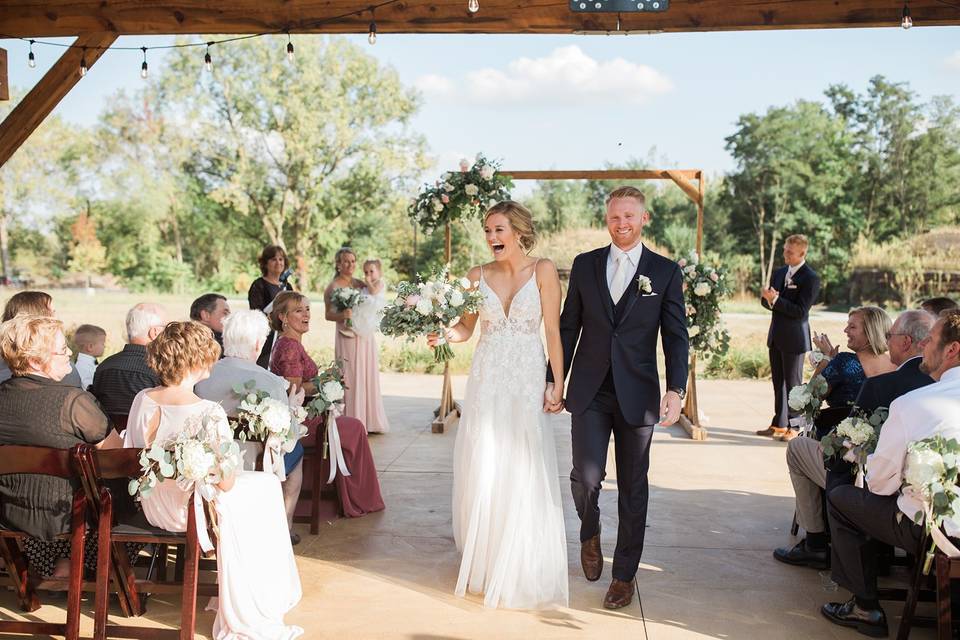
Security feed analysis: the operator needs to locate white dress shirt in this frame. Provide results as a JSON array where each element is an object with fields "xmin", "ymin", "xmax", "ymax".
[
  {"xmin": 75, "ymin": 352, "xmax": 98, "ymax": 390},
  {"xmin": 785, "ymin": 260, "xmax": 806, "ymax": 287},
  {"xmin": 865, "ymin": 366, "xmax": 960, "ymax": 525},
  {"xmin": 606, "ymin": 243, "xmax": 644, "ymax": 291}
]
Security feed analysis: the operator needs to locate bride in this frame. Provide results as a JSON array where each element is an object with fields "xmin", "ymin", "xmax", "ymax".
[{"xmin": 431, "ymin": 201, "xmax": 568, "ymax": 609}]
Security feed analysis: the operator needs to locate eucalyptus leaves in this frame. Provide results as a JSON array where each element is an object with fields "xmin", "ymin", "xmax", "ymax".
[
  {"xmin": 306, "ymin": 362, "xmax": 347, "ymax": 418},
  {"xmin": 408, "ymin": 154, "xmax": 513, "ymax": 231},
  {"xmin": 233, "ymin": 380, "xmax": 308, "ymax": 454}
]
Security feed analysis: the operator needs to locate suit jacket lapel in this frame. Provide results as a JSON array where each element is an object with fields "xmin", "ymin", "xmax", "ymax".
[
  {"xmin": 616, "ymin": 244, "xmax": 655, "ymax": 329},
  {"xmin": 595, "ymin": 247, "xmax": 615, "ymax": 325}
]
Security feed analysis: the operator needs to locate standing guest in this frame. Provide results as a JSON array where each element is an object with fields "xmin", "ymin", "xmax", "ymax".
[
  {"xmin": 248, "ymin": 245, "xmax": 294, "ymax": 369},
  {"xmin": 757, "ymin": 235, "xmax": 821, "ymax": 441},
  {"xmin": 324, "ymin": 248, "xmax": 390, "ymax": 434},
  {"xmin": 1, "ymin": 291, "xmax": 82, "ymax": 388},
  {"xmin": 91, "ymin": 303, "xmax": 165, "ymax": 418},
  {"xmin": 124, "ymin": 321, "xmax": 303, "ymax": 639},
  {"xmin": 773, "ymin": 309, "xmax": 934, "ymax": 570},
  {"xmin": 921, "ymin": 296, "xmax": 958, "ymax": 316},
  {"xmin": 190, "ymin": 293, "xmax": 231, "ymax": 355},
  {"xmin": 270, "ymin": 291, "xmax": 385, "ymax": 517},
  {"xmin": 73, "ymin": 324, "xmax": 106, "ymax": 390},
  {"xmin": 195, "ymin": 310, "xmax": 306, "ymax": 544},
  {"xmin": 821, "ymin": 310, "xmax": 960, "ymax": 638}
]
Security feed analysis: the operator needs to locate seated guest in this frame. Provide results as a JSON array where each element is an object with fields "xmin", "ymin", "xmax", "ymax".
[
  {"xmin": 921, "ymin": 296, "xmax": 958, "ymax": 316},
  {"xmin": 73, "ymin": 323, "xmax": 106, "ymax": 390},
  {"xmin": 195, "ymin": 310, "xmax": 305, "ymax": 544},
  {"xmin": 821, "ymin": 310, "xmax": 960, "ymax": 637},
  {"xmin": 124, "ymin": 322, "xmax": 303, "ymax": 638},
  {"xmin": 774, "ymin": 309, "xmax": 935, "ymax": 570},
  {"xmin": 1, "ymin": 291, "xmax": 82, "ymax": 387},
  {"xmin": 269, "ymin": 292, "xmax": 384, "ymax": 517},
  {"xmin": 91, "ymin": 303, "xmax": 165, "ymax": 418},
  {"xmin": 189, "ymin": 293, "xmax": 230, "ymax": 355},
  {"xmin": 0, "ymin": 315, "xmax": 110, "ymax": 577}
]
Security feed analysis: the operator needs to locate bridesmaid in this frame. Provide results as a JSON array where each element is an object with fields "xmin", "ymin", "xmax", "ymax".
[
  {"xmin": 324, "ymin": 248, "xmax": 390, "ymax": 434},
  {"xmin": 248, "ymin": 245, "xmax": 294, "ymax": 369},
  {"xmin": 269, "ymin": 291, "xmax": 384, "ymax": 517}
]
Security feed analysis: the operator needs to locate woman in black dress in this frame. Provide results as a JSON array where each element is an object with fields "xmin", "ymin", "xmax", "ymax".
[{"xmin": 248, "ymin": 245, "xmax": 294, "ymax": 368}]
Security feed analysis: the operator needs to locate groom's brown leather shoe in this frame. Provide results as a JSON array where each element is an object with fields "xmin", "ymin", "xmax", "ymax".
[
  {"xmin": 603, "ymin": 578, "xmax": 635, "ymax": 609},
  {"xmin": 581, "ymin": 534, "xmax": 602, "ymax": 581},
  {"xmin": 756, "ymin": 426, "xmax": 779, "ymax": 437}
]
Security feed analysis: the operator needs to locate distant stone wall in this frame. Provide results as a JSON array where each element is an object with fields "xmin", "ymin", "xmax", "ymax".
[{"xmin": 848, "ymin": 269, "xmax": 960, "ymax": 306}]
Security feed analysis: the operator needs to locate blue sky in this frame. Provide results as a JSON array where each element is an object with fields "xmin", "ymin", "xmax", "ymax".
[{"xmin": 3, "ymin": 27, "xmax": 959, "ymax": 185}]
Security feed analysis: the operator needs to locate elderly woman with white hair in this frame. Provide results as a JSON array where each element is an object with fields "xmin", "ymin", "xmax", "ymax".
[{"xmin": 195, "ymin": 309, "xmax": 306, "ymax": 545}]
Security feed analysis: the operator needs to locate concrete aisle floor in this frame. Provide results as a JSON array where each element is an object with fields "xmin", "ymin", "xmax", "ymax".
[{"xmin": 0, "ymin": 374, "xmax": 936, "ymax": 639}]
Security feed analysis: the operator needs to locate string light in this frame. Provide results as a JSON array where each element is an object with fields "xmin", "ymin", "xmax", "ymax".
[
  {"xmin": 368, "ymin": 13, "xmax": 377, "ymax": 45},
  {"xmin": 204, "ymin": 43, "xmax": 213, "ymax": 72},
  {"xmin": 468, "ymin": 0, "xmax": 480, "ymax": 13},
  {"xmin": 140, "ymin": 47, "xmax": 149, "ymax": 78},
  {"xmin": 286, "ymin": 32, "xmax": 295, "ymax": 61},
  {"xmin": 901, "ymin": 3, "xmax": 913, "ymax": 28},
  {"xmin": 79, "ymin": 47, "xmax": 88, "ymax": 77},
  {"xmin": 28, "ymin": 39, "xmax": 36, "ymax": 68}
]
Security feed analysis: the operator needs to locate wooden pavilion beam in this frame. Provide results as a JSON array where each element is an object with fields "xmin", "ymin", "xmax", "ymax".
[
  {"xmin": 0, "ymin": 0, "xmax": 958, "ymax": 37},
  {"xmin": 502, "ymin": 169, "xmax": 702, "ymax": 181},
  {"xmin": 0, "ymin": 32, "xmax": 116, "ymax": 168}
]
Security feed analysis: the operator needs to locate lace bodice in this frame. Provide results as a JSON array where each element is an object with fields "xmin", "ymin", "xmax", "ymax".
[{"xmin": 478, "ymin": 271, "xmax": 542, "ymax": 337}]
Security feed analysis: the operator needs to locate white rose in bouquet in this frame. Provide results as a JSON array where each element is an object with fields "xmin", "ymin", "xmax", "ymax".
[
  {"xmin": 449, "ymin": 290, "xmax": 465, "ymax": 307},
  {"xmin": 694, "ymin": 282, "xmax": 712, "ymax": 297},
  {"xmin": 905, "ymin": 448, "xmax": 947, "ymax": 493},
  {"xmin": 688, "ymin": 325, "xmax": 700, "ymax": 337},
  {"xmin": 479, "ymin": 165, "xmax": 495, "ymax": 181},
  {"xmin": 788, "ymin": 385, "xmax": 811, "ymax": 411},
  {"xmin": 321, "ymin": 381, "xmax": 345, "ymax": 402},
  {"xmin": 432, "ymin": 198, "xmax": 443, "ymax": 213},
  {"xmin": 464, "ymin": 183, "xmax": 479, "ymax": 196},
  {"xmin": 415, "ymin": 298, "xmax": 434, "ymax": 316},
  {"xmin": 259, "ymin": 398, "xmax": 292, "ymax": 435},
  {"xmin": 178, "ymin": 440, "xmax": 215, "ymax": 482}
]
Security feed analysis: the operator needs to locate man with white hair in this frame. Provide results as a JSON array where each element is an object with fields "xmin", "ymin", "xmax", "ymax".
[
  {"xmin": 91, "ymin": 303, "xmax": 166, "ymax": 418},
  {"xmin": 195, "ymin": 309, "xmax": 306, "ymax": 545}
]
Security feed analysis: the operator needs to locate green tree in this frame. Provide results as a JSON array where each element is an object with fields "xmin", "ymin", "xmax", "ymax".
[{"xmin": 67, "ymin": 207, "xmax": 107, "ymax": 287}]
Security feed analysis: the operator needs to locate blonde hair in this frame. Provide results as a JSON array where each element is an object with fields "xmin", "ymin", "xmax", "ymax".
[
  {"xmin": 484, "ymin": 201, "xmax": 538, "ymax": 253},
  {"xmin": 0, "ymin": 315, "xmax": 63, "ymax": 376},
  {"xmin": 785, "ymin": 234, "xmax": 810, "ymax": 251},
  {"xmin": 2, "ymin": 291, "xmax": 53, "ymax": 322},
  {"xmin": 605, "ymin": 186, "xmax": 647, "ymax": 208},
  {"xmin": 850, "ymin": 306, "xmax": 892, "ymax": 356},
  {"xmin": 270, "ymin": 291, "xmax": 309, "ymax": 332},
  {"xmin": 363, "ymin": 258, "xmax": 382, "ymax": 271},
  {"xmin": 146, "ymin": 321, "xmax": 221, "ymax": 387}
]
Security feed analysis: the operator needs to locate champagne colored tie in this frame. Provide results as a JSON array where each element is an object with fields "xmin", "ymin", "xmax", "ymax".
[{"xmin": 610, "ymin": 254, "xmax": 629, "ymax": 304}]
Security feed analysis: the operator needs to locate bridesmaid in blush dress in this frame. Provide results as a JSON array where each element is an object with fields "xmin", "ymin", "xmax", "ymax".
[
  {"xmin": 269, "ymin": 291, "xmax": 384, "ymax": 517},
  {"xmin": 323, "ymin": 248, "xmax": 390, "ymax": 434}
]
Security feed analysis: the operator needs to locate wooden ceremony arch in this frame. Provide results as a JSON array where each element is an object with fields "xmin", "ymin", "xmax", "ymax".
[{"xmin": 500, "ymin": 168, "xmax": 708, "ymax": 440}]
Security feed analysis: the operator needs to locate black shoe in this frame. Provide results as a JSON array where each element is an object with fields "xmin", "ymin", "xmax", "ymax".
[
  {"xmin": 821, "ymin": 598, "xmax": 888, "ymax": 638},
  {"xmin": 290, "ymin": 533, "xmax": 301, "ymax": 546},
  {"xmin": 773, "ymin": 539, "xmax": 829, "ymax": 570}
]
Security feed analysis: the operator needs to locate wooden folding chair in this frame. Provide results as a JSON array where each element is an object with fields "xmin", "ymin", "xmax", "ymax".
[
  {"xmin": 294, "ymin": 412, "xmax": 340, "ymax": 534},
  {"xmin": 0, "ymin": 444, "xmax": 88, "ymax": 640},
  {"xmin": 75, "ymin": 445, "xmax": 217, "ymax": 640}
]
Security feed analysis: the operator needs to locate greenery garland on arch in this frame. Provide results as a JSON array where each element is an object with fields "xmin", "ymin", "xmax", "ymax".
[{"xmin": 408, "ymin": 154, "xmax": 514, "ymax": 231}]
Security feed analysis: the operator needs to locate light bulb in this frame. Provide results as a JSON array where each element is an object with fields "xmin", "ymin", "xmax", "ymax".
[
  {"xmin": 287, "ymin": 36, "xmax": 295, "ymax": 62},
  {"xmin": 28, "ymin": 41, "xmax": 36, "ymax": 68},
  {"xmin": 901, "ymin": 4, "xmax": 912, "ymax": 28},
  {"xmin": 79, "ymin": 59, "xmax": 87, "ymax": 77},
  {"xmin": 141, "ymin": 61, "xmax": 149, "ymax": 79},
  {"xmin": 468, "ymin": 0, "xmax": 480, "ymax": 13},
  {"xmin": 368, "ymin": 21, "xmax": 377, "ymax": 45},
  {"xmin": 204, "ymin": 51, "xmax": 213, "ymax": 72}
]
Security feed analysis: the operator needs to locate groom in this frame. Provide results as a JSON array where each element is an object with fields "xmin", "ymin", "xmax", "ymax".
[{"xmin": 547, "ymin": 186, "xmax": 689, "ymax": 609}]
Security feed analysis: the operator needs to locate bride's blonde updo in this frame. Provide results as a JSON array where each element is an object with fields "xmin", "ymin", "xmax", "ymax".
[{"xmin": 484, "ymin": 201, "xmax": 538, "ymax": 253}]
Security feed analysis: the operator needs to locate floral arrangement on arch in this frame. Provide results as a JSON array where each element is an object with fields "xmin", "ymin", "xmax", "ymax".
[
  {"xmin": 408, "ymin": 154, "xmax": 514, "ymax": 232},
  {"xmin": 678, "ymin": 251, "xmax": 731, "ymax": 365}
]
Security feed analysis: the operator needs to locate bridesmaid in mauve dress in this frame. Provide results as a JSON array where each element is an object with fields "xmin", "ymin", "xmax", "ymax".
[
  {"xmin": 323, "ymin": 248, "xmax": 390, "ymax": 434},
  {"xmin": 268, "ymin": 291, "xmax": 384, "ymax": 517}
]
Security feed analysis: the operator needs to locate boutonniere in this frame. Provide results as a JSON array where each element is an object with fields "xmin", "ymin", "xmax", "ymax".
[{"xmin": 637, "ymin": 275, "xmax": 653, "ymax": 294}]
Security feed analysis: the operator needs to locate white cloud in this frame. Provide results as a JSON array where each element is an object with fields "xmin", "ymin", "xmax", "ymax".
[
  {"xmin": 946, "ymin": 51, "xmax": 960, "ymax": 72},
  {"xmin": 414, "ymin": 45, "xmax": 673, "ymax": 107}
]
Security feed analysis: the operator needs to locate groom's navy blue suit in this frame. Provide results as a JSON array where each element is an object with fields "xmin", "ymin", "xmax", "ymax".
[{"xmin": 550, "ymin": 243, "xmax": 688, "ymax": 582}]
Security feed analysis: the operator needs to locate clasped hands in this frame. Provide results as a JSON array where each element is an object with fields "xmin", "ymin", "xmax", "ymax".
[{"xmin": 760, "ymin": 286, "xmax": 779, "ymax": 305}]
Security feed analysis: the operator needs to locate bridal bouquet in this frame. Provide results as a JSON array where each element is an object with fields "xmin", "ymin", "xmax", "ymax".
[
  {"xmin": 306, "ymin": 361, "xmax": 346, "ymax": 419},
  {"xmin": 128, "ymin": 407, "xmax": 242, "ymax": 502},
  {"xmin": 233, "ymin": 380, "xmax": 308, "ymax": 452},
  {"xmin": 820, "ymin": 407, "xmax": 888, "ymax": 476},
  {"xmin": 331, "ymin": 287, "xmax": 365, "ymax": 329},
  {"xmin": 787, "ymin": 374, "xmax": 828, "ymax": 431},
  {"xmin": 379, "ymin": 266, "xmax": 484, "ymax": 362},
  {"xmin": 901, "ymin": 435, "xmax": 960, "ymax": 572}
]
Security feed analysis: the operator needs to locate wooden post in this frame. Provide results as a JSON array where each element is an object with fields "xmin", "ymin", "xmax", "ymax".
[
  {"xmin": 678, "ymin": 171, "xmax": 708, "ymax": 440},
  {"xmin": 0, "ymin": 49, "xmax": 8, "ymax": 102},
  {"xmin": 432, "ymin": 221, "xmax": 460, "ymax": 433}
]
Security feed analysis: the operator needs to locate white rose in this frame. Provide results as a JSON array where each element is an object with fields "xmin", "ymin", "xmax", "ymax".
[
  {"xmin": 178, "ymin": 440, "xmax": 215, "ymax": 482},
  {"xmin": 688, "ymin": 325, "xmax": 700, "ymax": 338},
  {"xmin": 464, "ymin": 184, "xmax": 479, "ymax": 197},
  {"xmin": 321, "ymin": 381, "xmax": 344, "ymax": 402},
  {"xmin": 421, "ymin": 283, "xmax": 435, "ymax": 299},
  {"xmin": 449, "ymin": 290, "xmax": 464, "ymax": 307},
  {"xmin": 479, "ymin": 166, "xmax": 495, "ymax": 181},
  {"xmin": 788, "ymin": 385, "xmax": 809, "ymax": 411},
  {"xmin": 432, "ymin": 198, "xmax": 443, "ymax": 212},
  {"xmin": 694, "ymin": 282, "xmax": 711, "ymax": 297},
  {"xmin": 905, "ymin": 448, "xmax": 946, "ymax": 491},
  {"xmin": 443, "ymin": 182, "xmax": 454, "ymax": 192},
  {"xmin": 459, "ymin": 277, "xmax": 471, "ymax": 289},
  {"xmin": 415, "ymin": 298, "xmax": 434, "ymax": 315},
  {"xmin": 259, "ymin": 398, "xmax": 291, "ymax": 434}
]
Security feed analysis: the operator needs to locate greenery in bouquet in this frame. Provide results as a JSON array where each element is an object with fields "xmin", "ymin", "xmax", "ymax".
[
  {"xmin": 232, "ymin": 380, "xmax": 308, "ymax": 453},
  {"xmin": 902, "ymin": 436, "xmax": 960, "ymax": 572},
  {"xmin": 678, "ymin": 251, "xmax": 731, "ymax": 366},
  {"xmin": 128, "ymin": 407, "xmax": 242, "ymax": 501},
  {"xmin": 821, "ymin": 407, "xmax": 888, "ymax": 475},
  {"xmin": 306, "ymin": 361, "xmax": 346, "ymax": 418},
  {"xmin": 379, "ymin": 265, "xmax": 484, "ymax": 362},
  {"xmin": 787, "ymin": 374, "xmax": 828, "ymax": 427},
  {"xmin": 331, "ymin": 287, "xmax": 365, "ymax": 328},
  {"xmin": 408, "ymin": 154, "xmax": 514, "ymax": 231}
]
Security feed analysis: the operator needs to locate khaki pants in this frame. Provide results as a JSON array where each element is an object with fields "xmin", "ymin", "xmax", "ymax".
[{"xmin": 786, "ymin": 436, "xmax": 827, "ymax": 534}]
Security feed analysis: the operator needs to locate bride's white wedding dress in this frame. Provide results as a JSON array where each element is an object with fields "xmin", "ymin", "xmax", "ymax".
[{"xmin": 453, "ymin": 266, "xmax": 569, "ymax": 609}]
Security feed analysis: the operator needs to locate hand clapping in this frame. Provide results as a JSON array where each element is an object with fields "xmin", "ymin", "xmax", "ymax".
[{"xmin": 813, "ymin": 332, "xmax": 839, "ymax": 358}]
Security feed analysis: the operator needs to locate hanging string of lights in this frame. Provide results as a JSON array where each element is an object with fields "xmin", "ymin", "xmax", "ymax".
[{"xmin": 3, "ymin": 0, "xmax": 485, "ymax": 77}]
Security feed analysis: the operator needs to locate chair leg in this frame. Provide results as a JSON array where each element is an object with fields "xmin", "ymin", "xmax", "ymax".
[
  {"xmin": 180, "ymin": 499, "xmax": 201, "ymax": 640},
  {"xmin": 66, "ymin": 492, "xmax": 87, "ymax": 640},
  {"xmin": 311, "ymin": 456, "xmax": 322, "ymax": 535},
  {"xmin": 898, "ymin": 550, "xmax": 928, "ymax": 640},
  {"xmin": 0, "ymin": 538, "xmax": 39, "ymax": 612},
  {"xmin": 157, "ymin": 543, "xmax": 169, "ymax": 581},
  {"xmin": 93, "ymin": 490, "xmax": 113, "ymax": 640},
  {"xmin": 937, "ymin": 553, "xmax": 952, "ymax": 640}
]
